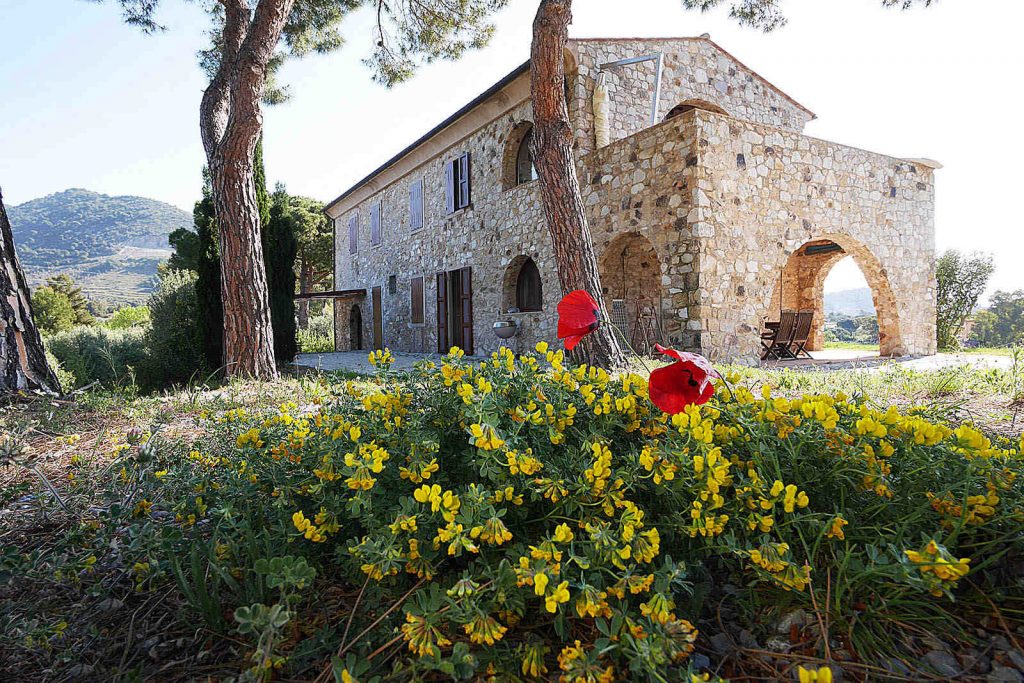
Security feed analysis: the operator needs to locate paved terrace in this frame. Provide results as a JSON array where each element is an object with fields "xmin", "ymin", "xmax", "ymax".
[{"xmin": 293, "ymin": 350, "xmax": 1013, "ymax": 375}]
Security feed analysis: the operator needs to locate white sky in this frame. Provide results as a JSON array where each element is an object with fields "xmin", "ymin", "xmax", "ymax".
[{"xmin": 2, "ymin": 0, "xmax": 1022, "ymax": 296}]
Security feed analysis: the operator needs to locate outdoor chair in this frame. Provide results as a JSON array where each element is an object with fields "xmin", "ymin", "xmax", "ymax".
[
  {"xmin": 761, "ymin": 310, "xmax": 798, "ymax": 360},
  {"xmin": 789, "ymin": 310, "xmax": 815, "ymax": 359}
]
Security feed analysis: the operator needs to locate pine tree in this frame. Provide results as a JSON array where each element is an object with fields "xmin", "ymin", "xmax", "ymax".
[{"xmin": 101, "ymin": 0, "xmax": 508, "ymax": 379}]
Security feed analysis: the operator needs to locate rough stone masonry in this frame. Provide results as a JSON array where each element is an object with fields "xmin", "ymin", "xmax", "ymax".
[{"xmin": 324, "ymin": 36, "xmax": 937, "ymax": 364}]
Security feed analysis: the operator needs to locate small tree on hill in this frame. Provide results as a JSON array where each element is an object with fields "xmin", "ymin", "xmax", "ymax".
[
  {"xmin": 31, "ymin": 286, "xmax": 77, "ymax": 336},
  {"xmin": 935, "ymin": 250, "xmax": 994, "ymax": 350},
  {"xmin": 46, "ymin": 274, "xmax": 94, "ymax": 326},
  {"xmin": 0, "ymin": 188, "xmax": 62, "ymax": 394}
]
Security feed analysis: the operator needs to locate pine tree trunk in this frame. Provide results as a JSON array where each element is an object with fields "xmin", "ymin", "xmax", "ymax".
[
  {"xmin": 195, "ymin": 0, "xmax": 296, "ymax": 380},
  {"xmin": 210, "ymin": 152, "xmax": 278, "ymax": 379},
  {"xmin": 530, "ymin": 0, "xmax": 624, "ymax": 369},
  {"xmin": 0, "ymin": 188, "xmax": 62, "ymax": 395}
]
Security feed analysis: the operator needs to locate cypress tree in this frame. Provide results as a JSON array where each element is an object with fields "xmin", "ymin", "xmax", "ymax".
[
  {"xmin": 265, "ymin": 181, "xmax": 298, "ymax": 363},
  {"xmin": 194, "ymin": 169, "xmax": 223, "ymax": 371}
]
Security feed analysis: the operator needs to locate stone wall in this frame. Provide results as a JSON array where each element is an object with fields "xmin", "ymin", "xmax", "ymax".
[
  {"xmin": 333, "ymin": 99, "xmax": 562, "ymax": 357},
  {"xmin": 330, "ymin": 39, "xmax": 935, "ymax": 364},
  {"xmin": 570, "ymin": 38, "xmax": 814, "ymax": 156},
  {"xmin": 687, "ymin": 109, "xmax": 937, "ymax": 362}
]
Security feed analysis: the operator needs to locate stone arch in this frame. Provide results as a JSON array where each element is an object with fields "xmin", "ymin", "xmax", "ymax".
[
  {"xmin": 349, "ymin": 304, "xmax": 363, "ymax": 351},
  {"xmin": 664, "ymin": 98, "xmax": 729, "ymax": 120},
  {"xmin": 501, "ymin": 121, "xmax": 537, "ymax": 190},
  {"xmin": 599, "ymin": 232, "xmax": 663, "ymax": 349},
  {"xmin": 765, "ymin": 235, "xmax": 905, "ymax": 357},
  {"xmin": 502, "ymin": 255, "xmax": 545, "ymax": 313}
]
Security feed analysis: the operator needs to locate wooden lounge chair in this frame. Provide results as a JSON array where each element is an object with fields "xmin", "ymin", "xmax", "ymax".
[
  {"xmin": 788, "ymin": 310, "xmax": 814, "ymax": 359},
  {"xmin": 761, "ymin": 310, "xmax": 797, "ymax": 360}
]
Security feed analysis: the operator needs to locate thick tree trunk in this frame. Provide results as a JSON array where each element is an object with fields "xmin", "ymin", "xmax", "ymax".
[
  {"xmin": 297, "ymin": 254, "xmax": 311, "ymax": 329},
  {"xmin": 530, "ymin": 0, "xmax": 624, "ymax": 369},
  {"xmin": 210, "ymin": 153, "xmax": 278, "ymax": 379},
  {"xmin": 195, "ymin": 0, "xmax": 296, "ymax": 379},
  {"xmin": 0, "ymin": 188, "xmax": 62, "ymax": 395}
]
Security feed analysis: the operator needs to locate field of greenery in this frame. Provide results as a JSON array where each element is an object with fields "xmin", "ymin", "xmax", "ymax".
[{"xmin": 2, "ymin": 345, "xmax": 1023, "ymax": 682}]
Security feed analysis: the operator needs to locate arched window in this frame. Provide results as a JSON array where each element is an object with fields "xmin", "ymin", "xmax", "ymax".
[
  {"xmin": 516, "ymin": 129, "xmax": 538, "ymax": 185},
  {"xmin": 515, "ymin": 258, "xmax": 543, "ymax": 312}
]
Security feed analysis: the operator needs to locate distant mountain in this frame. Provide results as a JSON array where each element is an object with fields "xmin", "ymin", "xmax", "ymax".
[
  {"xmin": 825, "ymin": 287, "xmax": 875, "ymax": 317},
  {"xmin": 7, "ymin": 189, "xmax": 190, "ymax": 305}
]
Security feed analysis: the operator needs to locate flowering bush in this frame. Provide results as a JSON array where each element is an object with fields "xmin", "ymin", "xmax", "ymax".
[{"xmin": 106, "ymin": 340, "xmax": 1024, "ymax": 681}]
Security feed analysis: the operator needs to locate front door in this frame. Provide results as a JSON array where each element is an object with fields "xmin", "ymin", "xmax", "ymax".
[
  {"xmin": 371, "ymin": 286, "xmax": 383, "ymax": 350},
  {"xmin": 435, "ymin": 268, "xmax": 473, "ymax": 355}
]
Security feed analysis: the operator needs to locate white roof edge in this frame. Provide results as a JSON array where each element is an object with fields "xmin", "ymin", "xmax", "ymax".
[{"xmin": 903, "ymin": 157, "xmax": 943, "ymax": 169}]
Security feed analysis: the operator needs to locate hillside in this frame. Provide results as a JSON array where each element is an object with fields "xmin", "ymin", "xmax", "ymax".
[
  {"xmin": 7, "ymin": 188, "xmax": 190, "ymax": 305},
  {"xmin": 825, "ymin": 287, "xmax": 874, "ymax": 317}
]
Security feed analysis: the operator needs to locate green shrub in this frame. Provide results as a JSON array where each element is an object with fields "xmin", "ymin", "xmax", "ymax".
[
  {"xmin": 32, "ymin": 285, "xmax": 76, "ymax": 335},
  {"xmin": 105, "ymin": 305, "xmax": 151, "ymax": 330},
  {"xmin": 297, "ymin": 311, "xmax": 334, "ymax": 353},
  {"xmin": 82, "ymin": 346, "xmax": 1023, "ymax": 681},
  {"xmin": 145, "ymin": 269, "xmax": 206, "ymax": 386},
  {"xmin": 44, "ymin": 349, "xmax": 75, "ymax": 394},
  {"xmin": 46, "ymin": 325, "xmax": 148, "ymax": 389}
]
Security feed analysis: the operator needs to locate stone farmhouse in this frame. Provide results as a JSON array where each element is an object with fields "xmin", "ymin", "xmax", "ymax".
[{"xmin": 324, "ymin": 36, "xmax": 938, "ymax": 363}]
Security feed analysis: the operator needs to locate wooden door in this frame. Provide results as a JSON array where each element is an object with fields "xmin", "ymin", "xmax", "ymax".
[
  {"xmin": 459, "ymin": 266, "xmax": 473, "ymax": 355},
  {"xmin": 436, "ymin": 272, "xmax": 449, "ymax": 353},
  {"xmin": 371, "ymin": 286, "xmax": 383, "ymax": 350}
]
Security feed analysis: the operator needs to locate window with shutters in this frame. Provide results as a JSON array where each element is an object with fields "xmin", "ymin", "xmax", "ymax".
[
  {"xmin": 370, "ymin": 201, "xmax": 382, "ymax": 246},
  {"xmin": 445, "ymin": 152, "xmax": 471, "ymax": 214},
  {"xmin": 409, "ymin": 179, "xmax": 424, "ymax": 231},
  {"xmin": 410, "ymin": 276, "xmax": 424, "ymax": 324},
  {"xmin": 348, "ymin": 214, "xmax": 358, "ymax": 254}
]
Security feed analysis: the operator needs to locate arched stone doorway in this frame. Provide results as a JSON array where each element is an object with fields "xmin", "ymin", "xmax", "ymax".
[
  {"xmin": 766, "ymin": 237, "xmax": 905, "ymax": 357},
  {"xmin": 599, "ymin": 233, "xmax": 663, "ymax": 351},
  {"xmin": 349, "ymin": 304, "xmax": 363, "ymax": 351}
]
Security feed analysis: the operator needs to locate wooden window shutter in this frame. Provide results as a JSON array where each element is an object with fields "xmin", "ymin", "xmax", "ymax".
[
  {"xmin": 435, "ymin": 272, "xmax": 449, "ymax": 352},
  {"xmin": 409, "ymin": 179, "xmax": 423, "ymax": 230},
  {"xmin": 444, "ymin": 161, "xmax": 455, "ymax": 214},
  {"xmin": 370, "ymin": 201, "xmax": 381, "ymax": 246},
  {"xmin": 411, "ymin": 276, "xmax": 424, "ymax": 324},
  {"xmin": 348, "ymin": 214, "xmax": 358, "ymax": 254},
  {"xmin": 458, "ymin": 152, "xmax": 471, "ymax": 209},
  {"xmin": 459, "ymin": 266, "xmax": 473, "ymax": 355}
]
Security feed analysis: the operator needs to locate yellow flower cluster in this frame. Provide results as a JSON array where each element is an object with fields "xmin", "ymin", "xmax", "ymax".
[
  {"xmin": 904, "ymin": 539, "xmax": 971, "ymax": 597},
  {"xmin": 367, "ymin": 348, "xmax": 394, "ymax": 368},
  {"xmin": 292, "ymin": 510, "xmax": 327, "ymax": 542},
  {"xmin": 342, "ymin": 442, "xmax": 389, "ymax": 490},
  {"xmin": 469, "ymin": 423, "xmax": 505, "ymax": 451}
]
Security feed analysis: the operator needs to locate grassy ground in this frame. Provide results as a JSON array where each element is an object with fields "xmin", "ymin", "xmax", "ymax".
[
  {"xmin": 2, "ymin": 361, "xmax": 1022, "ymax": 681},
  {"xmin": 822, "ymin": 341, "xmax": 1018, "ymax": 357},
  {"xmin": 822, "ymin": 341, "xmax": 879, "ymax": 351}
]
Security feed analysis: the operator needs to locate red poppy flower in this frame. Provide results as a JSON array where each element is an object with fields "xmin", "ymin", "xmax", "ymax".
[
  {"xmin": 647, "ymin": 344, "xmax": 718, "ymax": 414},
  {"xmin": 557, "ymin": 290, "xmax": 601, "ymax": 351}
]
